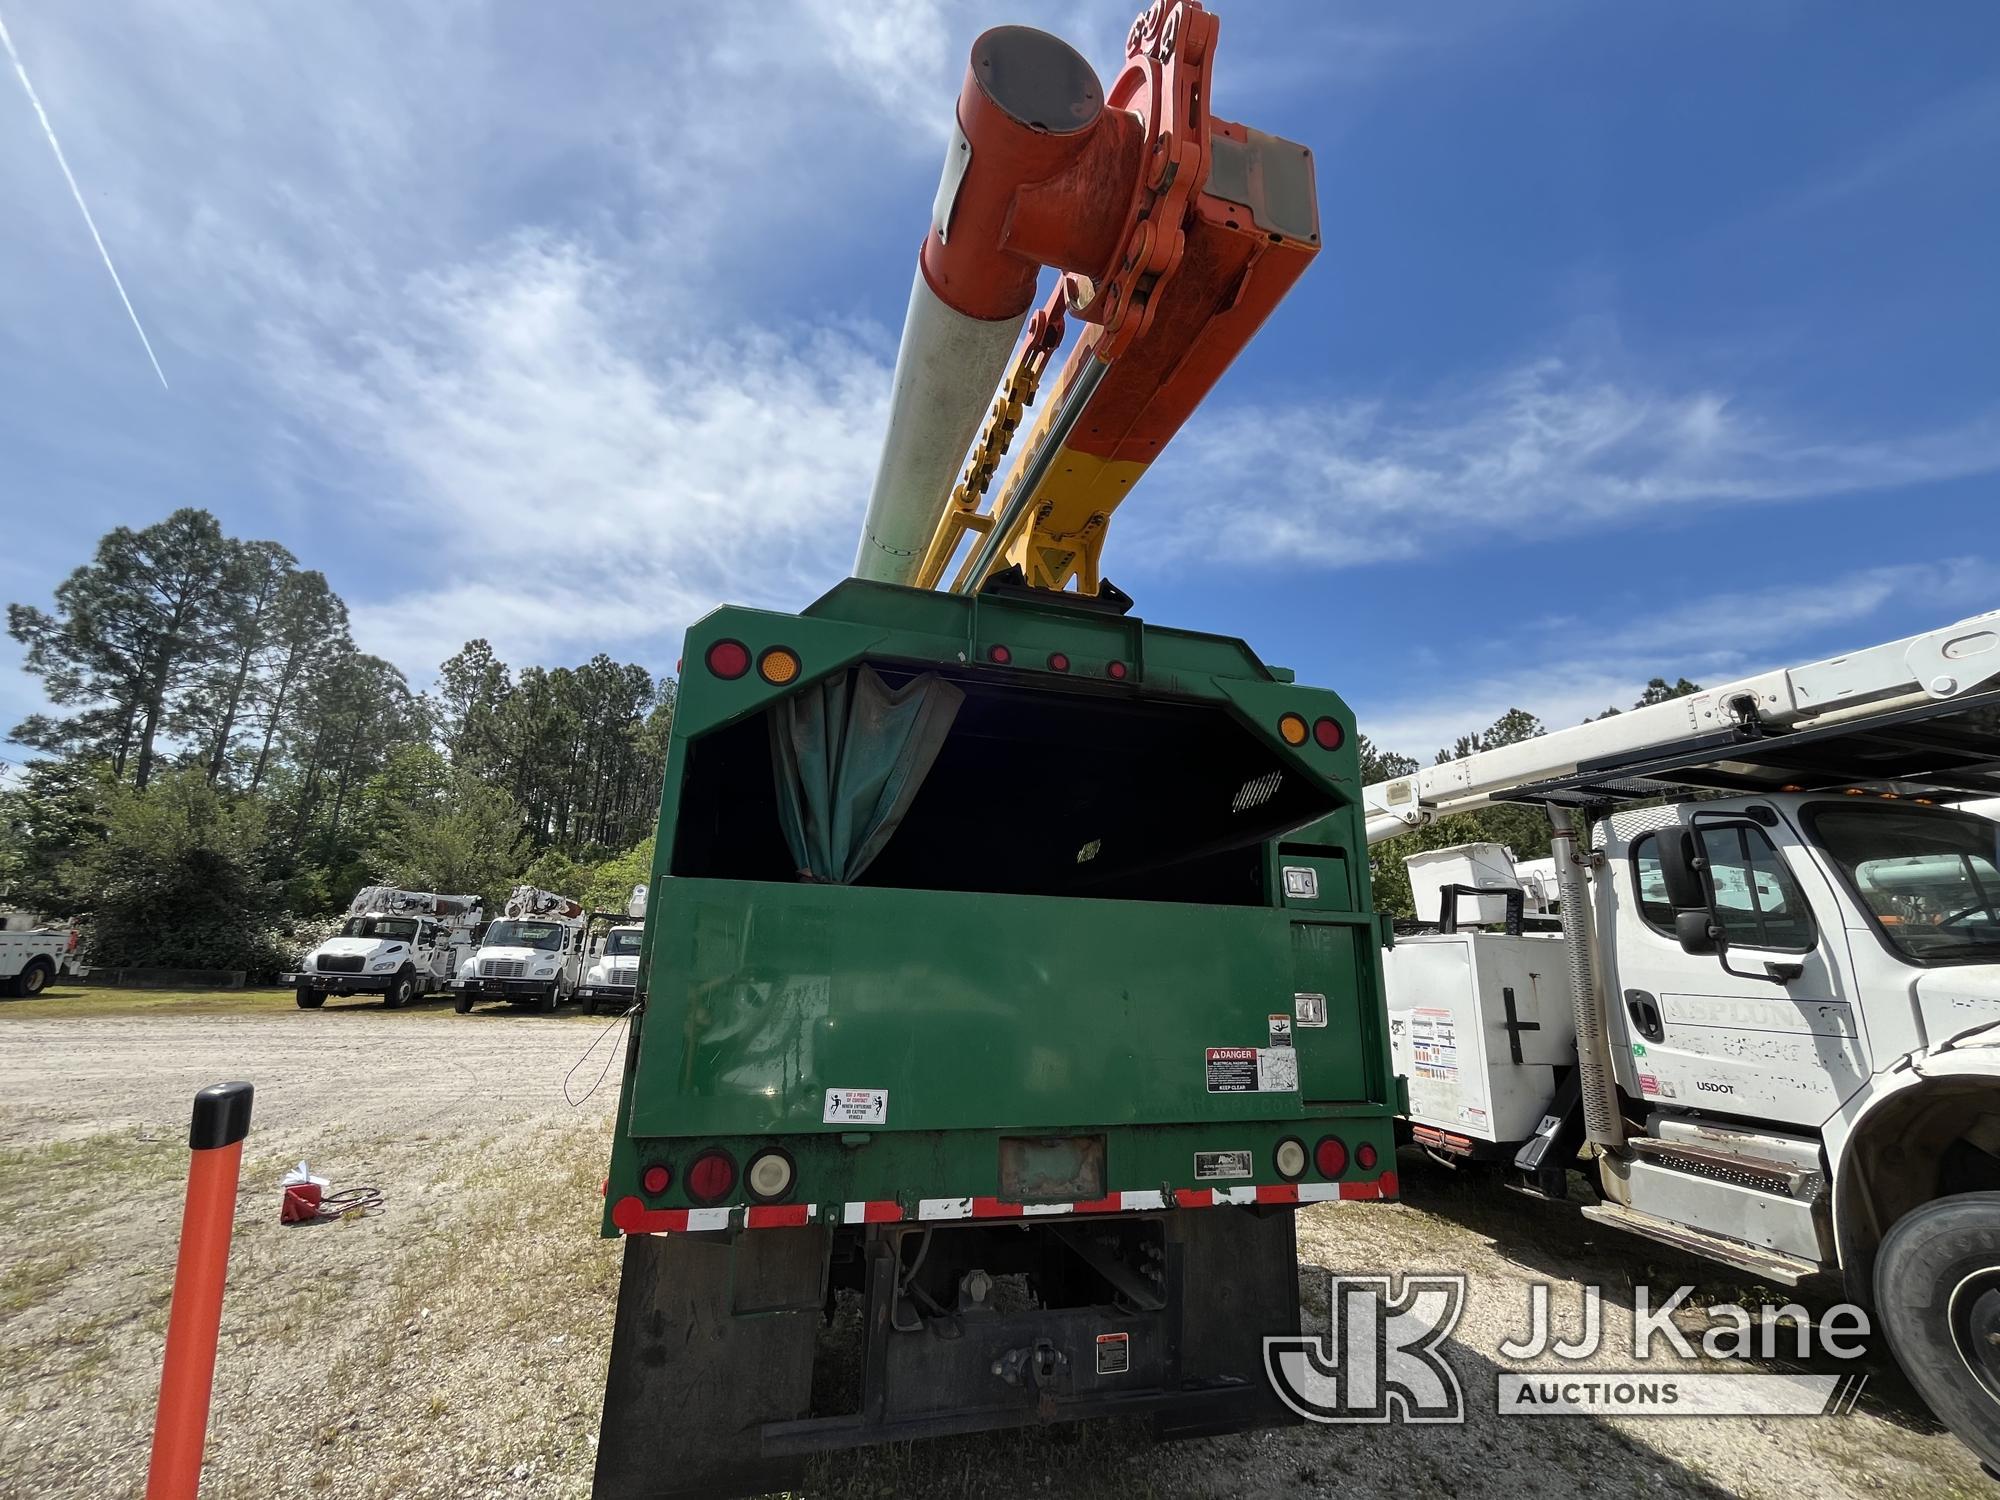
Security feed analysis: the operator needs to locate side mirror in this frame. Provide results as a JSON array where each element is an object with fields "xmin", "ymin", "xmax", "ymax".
[
  {"xmin": 1655, "ymin": 829, "xmax": 1706, "ymax": 910},
  {"xmin": 1673, "ymin": 909, "xmax": 1718, "ymax": 956}
]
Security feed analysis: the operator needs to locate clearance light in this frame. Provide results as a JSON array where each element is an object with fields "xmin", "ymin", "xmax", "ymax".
[
  {"xmin": 1106, "ymin": 660, "xmax": 1129, "ymax": 680},
  {"xmin": 1273, "ymin": 1138, "xmax": 1308, "ymax": 1181},
  {"xmin": 1314, "ymin": 1135, "xmax": 1348, "ymax": 1178},
  {"xmin": 705, "ymin": 640, "xmax": 750, "ymax": 680},
  {"xmin": 758, "ymin": 647, "xmax": 801, "ymax": 685},
  {"xmin": 1313, "ymin": 717, "xmax": 1344, "ymax": 751},
  {"xmin": 988, "ymin": 644, "xmax": 1013, "ymax": 665},
  {"xmin": 746, "ymin": 1148, "xmax": 796, "ymax": 1202},
  {"xmin": 1844, "ymin": 788, "xmax": 1866, "ymax": 797},
  {"xmin": 1279, "ymin": 713, "xmax": 1309, "ymax": 747},
  {"xmin": 1047, "ymin": 652, "xmax": 1071, "ymax": 673},
  {"xmin": 686, "ymin": 1150, "xmax": 737, "ymax": 1205},
  {"xmin": 1779, "ymin": 784, "xmax": 1803, "ymax": 793},
  {"xmin": 1915, "ymin": 798, "xmax": 1936, "ymax": 806},
  {"xmin": 1356, "ymin": 1142, "xmax": 1379, "ymax": 1172},
  {"xmin": 641, "ymin": 1163, "xmax": 672, "ymax": 1196}
]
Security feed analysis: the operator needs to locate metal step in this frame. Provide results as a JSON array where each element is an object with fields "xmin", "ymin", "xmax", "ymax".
[
  {"xmin": 1624, "ymin": 1136, "xmax": 1825, "ymax": 1201},
  {"xmin": 1579, "ymin": 1201, "xmax": 1821, "ymax": 1285}
]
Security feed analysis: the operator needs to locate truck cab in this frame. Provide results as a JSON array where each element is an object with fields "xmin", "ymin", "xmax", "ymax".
[
  {"xmin": 287, "ymin": 889, "xmax": 482, "ymax": 1009},
  {"xmin": 575, "ymin": 924, "xmax": 643, "ymax": 1015},
  {"xmin": 452, "ymin": 885, "xmax": 588, "ymax": 1013}
]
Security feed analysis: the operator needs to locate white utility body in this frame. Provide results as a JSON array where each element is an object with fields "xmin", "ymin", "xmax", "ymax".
[
  {"xmin": 452, "ymin": 885, "xmax": 588, "ymax": 1013},
  {"xmin": 0, "ymin": 923, "xmax": 83, "ymax": 998},
  {"xmin": 285, "ymin": 887, "xmax": 483, "ymax": 1010},
  {"xmin": 1367, "ymin": 609, "xmax": 2000, "ymax": 1468}
]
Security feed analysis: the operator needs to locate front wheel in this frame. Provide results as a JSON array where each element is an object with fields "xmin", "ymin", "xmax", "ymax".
[
  {"xmin": 295, "ymin": 986, "xmax": 324, "ymax": 1010},
  {"xmin": 1875, "ymin": 1191, "xmax": 2000, "ymax": 1469},
  {"xmin": 384, "ymin": 971, "xmax": 417, "ymax": 1009},
  {"xmin": 453, "ymin": 990, "xmax": 474, "ymax": 1014},
  {"xmin": 540, "ymin": 983, "xmax": 559, "ymax": 1014}
]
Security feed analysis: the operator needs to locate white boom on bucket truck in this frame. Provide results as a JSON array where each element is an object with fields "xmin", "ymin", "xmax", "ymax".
[
  {"xmin": 1361, "ymin": 608, "xmax": 2000, "ymax": 1466},
  {"xmin": 285, "ymin": 887, "xmax": 483, "ymax": 1010},
  {"xmin": 452, "ymin": 885, "xmax": 588, "ymax": 1013}
]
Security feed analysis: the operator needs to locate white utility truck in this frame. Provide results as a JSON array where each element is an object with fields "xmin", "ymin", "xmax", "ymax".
[
  {"xmin": 285, "ymin": 887, "xmax": 483, "ymax": 1009},
  {"xmin": 574, "ymin": 884, "xmax": 647, "ymax": 1016},
  {"xmin": 1363, "ymin": 609, "xmax": 2000, "ymax": 1465},
  {"xmin": 452, "ymin": 885, "xmax": 587, "ymax": 1013},
  {"xmin": 0, "ymin": 923, "xmax": 83, "ymax": 997}
]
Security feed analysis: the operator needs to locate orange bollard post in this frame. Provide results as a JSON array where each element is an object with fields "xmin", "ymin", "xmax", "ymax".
[{"xmin": 146, "ymin": 1081, "xmax": 253, "ymax": 1500}]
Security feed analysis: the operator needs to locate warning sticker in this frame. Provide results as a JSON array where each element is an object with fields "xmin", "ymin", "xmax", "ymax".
[
  {"xmin": 1410, "ymin": 1008, "xmax": 1457, "ymax": 1083},
  {"xmin": 822, "ymin": 1088, "xmax": 888, "ymax": 1125},
  {"xmin": 1194, "ymin": 1149, "xmax": 1252, "ymax": 1181},
  {"xmin": 1294, "ymin": 991, "xmax": 1327, "ymax": 1028},
  {"xmin": 1095, "ymin": 1332, "xmax": 1130, "ymax": 1375},
  {"xmin": 1268, "ymin": 1014, "xmax": 1293, "ymax": 1047},
  {"xmin": 1206, "ymin": 1047, "xmax": 1300, "ymax": 1093},
  {"xmin": 1637, "ymin": 1073, "xmax": 1660, "ymax": 1097}
]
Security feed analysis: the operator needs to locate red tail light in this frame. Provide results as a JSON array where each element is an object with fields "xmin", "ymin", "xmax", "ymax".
[
  {"xmin": 686, "ymin": 1150, "xmax": 736, "ymax": 1205},
  {"xmin": 1106, "ymin": 660, "xmax": 1128, "ymax": 680},
  {"xmin": 1047, "ymin": 652, "xmax": 1070, "ymax": 672},
  {"xmin": 1314, "ymin": 1136, "xmax": 1348, "ymax": 1178},
  {"xmin": 988, "ymin": 644, "xmax": 1012, "ymax": 665},
  {"xmin": 705, "ymin": 640, "xmax": 750, "ymax": 680},
  {"xmin": 1356, "ymin": 1142, "xmax": 1378, "ymax": 1171},
  {"xmin": 1313, "ymin": 717, "xmax": 1344, "ymax": 751},
  {"xmin": 641, "ymin": 1163, "xmax": 672, "ymax": 1196}
]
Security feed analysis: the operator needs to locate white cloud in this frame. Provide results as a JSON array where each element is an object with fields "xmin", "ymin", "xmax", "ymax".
[
  {"xmin": 1356, "ymin": 559, "xmax": 2000, "ymax": 758},
  {"xmin": 1125, "ymin": 358, "xmax": 2000, "ymax": 570}
]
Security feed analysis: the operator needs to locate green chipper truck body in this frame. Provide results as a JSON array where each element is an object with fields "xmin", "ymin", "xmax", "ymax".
[{"xmin": 593, "ymin": 579, "xmax": 1400, "ymax": 1497}]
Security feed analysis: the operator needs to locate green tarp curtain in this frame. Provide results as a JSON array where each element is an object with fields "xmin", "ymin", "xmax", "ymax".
[{"xmin": 769, "ymin": 666, "xmax": 965, "ymax": 884}]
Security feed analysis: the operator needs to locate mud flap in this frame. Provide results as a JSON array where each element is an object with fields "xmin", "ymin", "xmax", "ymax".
[
  {"xmin": 1151, "ymin": 1205, "xmax": 1303, "ymax": 1439},
  {"xmin": 593, "ymin": 1227, "xmax": 829, "ymax": 1500}
]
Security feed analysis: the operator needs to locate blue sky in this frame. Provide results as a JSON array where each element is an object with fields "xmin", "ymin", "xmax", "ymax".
[{"xmin": 2, "ymin": 0, "xmax": 1996, "ymax": 764}]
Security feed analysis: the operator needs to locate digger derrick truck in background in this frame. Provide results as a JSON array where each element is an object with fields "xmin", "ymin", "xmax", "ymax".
[
  {"xmin": 452, "ymin": 884, "xmax": 588, "ymax": 1013},
  {"xmin": 591, "ymin": 8, "xmax": 1398, "ymax": 1496},
  {"xmin": 1364, "ymin": 610, "xmax": 2000, "ymax": 1468},
  {"xmin": 284, "ymin": 886, "xmax": 482, "ymax": 1009},
  {"xmin": 575, "ymin": 885, "xmax": 647, "ymax": 1015}
]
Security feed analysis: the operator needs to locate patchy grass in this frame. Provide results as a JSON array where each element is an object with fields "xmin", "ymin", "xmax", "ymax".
[{"xmin": 0, "ymin": 985, "xmax": 604, "ymax": 1023}]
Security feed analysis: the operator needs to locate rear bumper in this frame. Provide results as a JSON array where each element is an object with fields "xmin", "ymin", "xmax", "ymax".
[{"xmin": 284, "ymin": 972, "xmax": 390, "ymax": 992}]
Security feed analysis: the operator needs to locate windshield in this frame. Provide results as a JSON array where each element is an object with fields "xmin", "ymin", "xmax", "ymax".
[
  {"xmin": 1808, "ymin": 805, "xmax": 2000, "ymax": 964},
  {"xmin": 483, "ymin": 920, "xmax": 565, "ymax": 951},
  {"xmin": 606, "ymin": 929, "xmax": 643, "ymax": 957},
  {"xmin": 341, "ymin": 916, "xmax": 418, "ymax": 942}
]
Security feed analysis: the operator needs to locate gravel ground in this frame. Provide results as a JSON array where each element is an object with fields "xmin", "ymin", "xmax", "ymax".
[{"xmin": 0, "ymin": 990, "xmax": 1990, "ymax": 1499}]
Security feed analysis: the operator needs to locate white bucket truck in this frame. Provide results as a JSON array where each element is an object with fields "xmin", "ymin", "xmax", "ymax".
[
  {"xmin": 452, "ymin": 885, "xmax": 587, "ymax": 1013},
  {"xmin": 1363, "ymin": 609, "xmax": 2000, "ymax": 1468},
  {"xmin": 285, "ymin": 887, "xmax": 483, "ymax": 1009},
  {"xmin": 575, "ymin": 884, "xmax": 647, "ymax": 1015},
  {"xmin": 0, "ymin": 920, "xmax": 84, "ymax": 997}
]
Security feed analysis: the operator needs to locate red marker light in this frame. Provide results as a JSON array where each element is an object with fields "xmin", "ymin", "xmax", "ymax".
[
  {"xmin": 705, "ymin": 640, "xmax": 750, "ymax": 680},
  {"xmin": 1313, "ymin": 717, "xmax": 1344, "ymax": 751},
  {"xmin": 641, "ymin": 1163, "xmax": 671, "ymax": 1196},
  {"xmin": 1106, "ymin": 660, "xmax": 1128, "ymax": 680},
  {"xmin": 1047, "ymin": 652, "xmax": 1070, "ymax": 672},
  {"xmin": 1355, "ymin": 1142, "xmax": 1378, "ymax": 1172},
  {"xmin": 988, "ymin": 644, "xmax": 1012, "ymax": 665},
  {"xmin": 686, "ymin": 1150, "xmax": 736, "ymax": 1205},
  {"xmin": 1314, "ymin": 1136, "xmax": 1348, "ymax": 1178}
]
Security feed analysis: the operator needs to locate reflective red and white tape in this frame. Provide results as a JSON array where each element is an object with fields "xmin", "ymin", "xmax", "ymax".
[{"xmin": 610, "ymin": 1172, "xmax": 1397, "ymax": 1236}]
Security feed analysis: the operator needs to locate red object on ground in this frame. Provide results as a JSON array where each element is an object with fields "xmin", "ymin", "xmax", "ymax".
[
  {"xmin": 147, "ymin": 1082, "xmax": 253, "ymax": 1500},
  {"xmin": 281, "ymin": 1182, "xmax": 322, "ymax": 1223}
]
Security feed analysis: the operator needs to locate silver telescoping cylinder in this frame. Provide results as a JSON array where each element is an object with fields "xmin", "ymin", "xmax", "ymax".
[{"xmin": 1548, "ymin": 803, "xmax": 1625, "ymax": 1150}]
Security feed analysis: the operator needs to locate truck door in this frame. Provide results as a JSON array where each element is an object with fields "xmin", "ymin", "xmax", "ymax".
[{"xmin": 1607, "ymin": 809, "xmax": 1866, "ymax": 1128}]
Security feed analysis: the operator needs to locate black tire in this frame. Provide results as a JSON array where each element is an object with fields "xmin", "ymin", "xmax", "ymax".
[
  {"xmin": 453, "ymin": 990, "xmax": 474, "ymax": 1014},
  {"xmin": 540, "ymin": 982, "xmax": 559, "ymax": 1014},
  {"xmin": 295, "ymin": 986, "xmax": 324, "ymax": 1010},
  {"xmin": 1875, "ymin": 1191, "xmax": 2000, "ymax": 1469},
  {"xmin": 17, "ymin": 959, "xmax": 53, "ymax": 998},
  {"xmin": 384, "ymin": 970, "xmax": 417, "ymax": 1009}
]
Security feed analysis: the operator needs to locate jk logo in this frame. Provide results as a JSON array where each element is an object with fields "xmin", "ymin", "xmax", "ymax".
[{"xmin": 1264, "ymin": 1273, "xmax": 1466, "ymax": 1423}]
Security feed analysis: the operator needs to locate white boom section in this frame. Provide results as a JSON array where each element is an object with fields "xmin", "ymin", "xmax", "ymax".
[{"xmin": 1363, "ymin": 610, "xmax": 2000, "ymax": 845}]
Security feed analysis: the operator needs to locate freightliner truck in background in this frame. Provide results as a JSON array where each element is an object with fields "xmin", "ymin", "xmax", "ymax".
[
  {"xmin": 452, "ymin": 884, "xmax": 588, "ymax": 1012},
  {"xmin": 590, "ymin": 8, "xmax": 1397, "ymax": 1495},
  {"xmin": 285, "ymin": 886, "xmax": 483, "ymax": 1009},
  {"xmin": 1365, "ymin": 610, "xmax": 2000, "ymax": 1467}
]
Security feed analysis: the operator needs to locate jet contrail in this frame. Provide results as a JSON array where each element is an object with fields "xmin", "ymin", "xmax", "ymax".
[{"xmin": 0, "ymin": 8, "xmax": 169, "ymax": 390}]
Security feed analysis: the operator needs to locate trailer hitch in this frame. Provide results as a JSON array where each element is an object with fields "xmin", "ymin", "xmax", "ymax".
[{"xmin": 992, "ymin": 1338, "xmax": 1069, "ymax": 1394}]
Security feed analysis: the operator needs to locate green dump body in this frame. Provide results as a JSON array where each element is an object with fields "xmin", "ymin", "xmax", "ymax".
[{"xmin": 601, "ymin": 580, "xmax": 1399, "ymax": 1232}]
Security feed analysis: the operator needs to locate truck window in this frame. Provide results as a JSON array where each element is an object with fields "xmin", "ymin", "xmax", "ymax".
[
  {"xmin": 1805, "ymin": 804, "xmax": 2000, "ymax": 965},
  {"xmin": 1631, "ymin": 825, "xmax": 1815, "ymax": 953},
  {"xmin": 605, "ymin": 930, "xmax": 643, "ymax": 956},
  {"xmin": 483, "ymin": 920, "xmax": 566, "ymax": 951}
]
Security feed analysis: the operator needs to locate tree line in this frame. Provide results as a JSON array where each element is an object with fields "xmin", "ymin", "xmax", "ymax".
[
  {"xmin": 1, "ymin": 508, "xmax": 673, "ymax": 972},
  {"xmin": 1361, "ymin": 675, "xmax": 1702, "ymax": 918}
]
